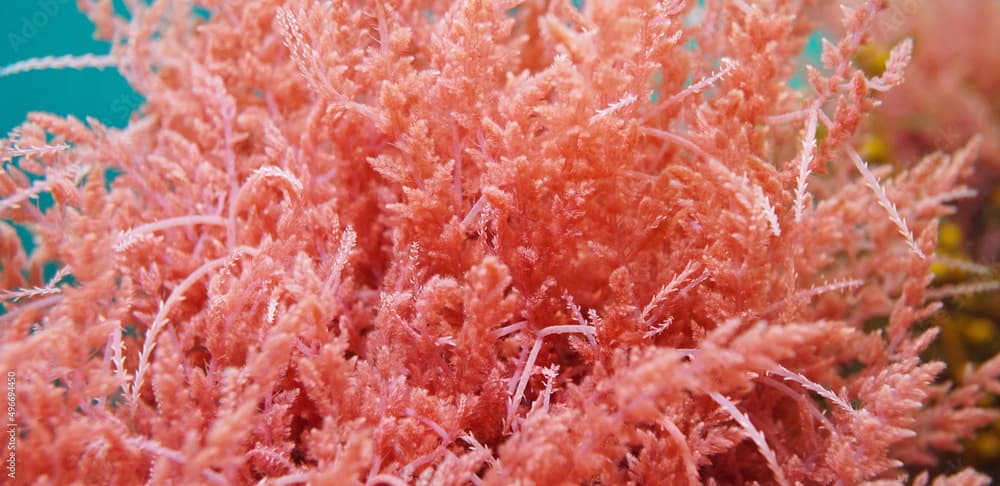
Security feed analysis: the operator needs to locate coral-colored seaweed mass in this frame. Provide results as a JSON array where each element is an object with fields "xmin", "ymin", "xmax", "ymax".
[{"xmin": 2, "ymin": 0, "xmax": 1000, "ymax": 484}]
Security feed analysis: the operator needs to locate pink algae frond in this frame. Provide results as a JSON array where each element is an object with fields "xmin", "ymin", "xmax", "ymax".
[
  {"xmin": 1, "ymin": 0, "xmax": 999, "ymax": 484},
  {"xmin": 0, "ymin": 53, "xmax": 118, "ymax": 78},
  {"xmin": 709, "ymin": 391, "xmax": 790, "ymax": 486}
]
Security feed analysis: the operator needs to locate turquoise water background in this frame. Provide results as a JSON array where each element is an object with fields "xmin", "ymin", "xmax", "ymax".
[{"xmin": 0, "ymin": 1, "xmax": 137, "ymax": 137}]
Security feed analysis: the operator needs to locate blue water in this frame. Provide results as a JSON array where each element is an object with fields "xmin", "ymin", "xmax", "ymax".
[{"xmin": 0, "ymin": 0, "xmax": 137, "ymax": 136}]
